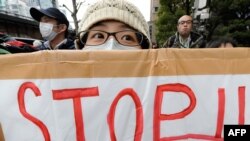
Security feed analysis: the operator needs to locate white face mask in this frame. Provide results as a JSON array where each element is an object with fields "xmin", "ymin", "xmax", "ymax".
[
  {"xmin": 82, "ymin": 38, "xmax": 140, "ymax": 50},
  {"xmin": 39, "ymin": 22, "xmax": 58, "ymax": 41}
]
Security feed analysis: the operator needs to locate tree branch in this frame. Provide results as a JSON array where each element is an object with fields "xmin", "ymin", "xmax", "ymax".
[{"xmin": 62, "ymin": 4, "xmax": 73, "ymax": 14}]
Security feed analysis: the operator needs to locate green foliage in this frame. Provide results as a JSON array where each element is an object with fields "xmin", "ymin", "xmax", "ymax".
[{"xmin": 205, "ymin": 0, "xmax": 250, "ymax": 46}]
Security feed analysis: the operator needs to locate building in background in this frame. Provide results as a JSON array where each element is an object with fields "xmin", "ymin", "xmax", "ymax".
[
  {"xmin": 149, "ymin": 0, "xmax": 160, "ymax": 43},
  {"xmin": 0, "ymin": 0, "xmax": 58, "ymax": 38},
  {"xmin": 6, "ymin": 0, "xmax": 29, "ymax": 17},
  {"xmin": 0, "ymin": 0, "xmax": 58, "ymax": 17},
  {"xmin": 0, "ymin": 0, "xmax": 7, "ymax": 11},
  {"xmin": 39, "ymin": 0, "xmax": 54, "ymax": 8},
  {"xmin": 192, "ymin": 0, "xmax": 210, "ymax": 36}
]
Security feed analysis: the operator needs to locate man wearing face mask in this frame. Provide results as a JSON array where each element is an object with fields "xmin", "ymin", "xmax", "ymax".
[
  {"xmin": 30, "ymin": 7, "xmax": 75, "ymax": 50},
  {"xmin": 75, "ymin": 0, "xmax": 151, "ymax": 50}
]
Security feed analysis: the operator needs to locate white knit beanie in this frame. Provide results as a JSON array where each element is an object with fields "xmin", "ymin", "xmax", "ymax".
[{"xmin": 78, "ymin": 0, "xmax": 151, "ymax": 45}]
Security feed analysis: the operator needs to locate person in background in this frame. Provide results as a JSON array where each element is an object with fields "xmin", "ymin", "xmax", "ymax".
[
  {"xmin": 162, "ymin": 15, "xmax": 206, "ymax": 48},
  {"xmin": 152, "ymin": 42, "xmax": 159, "ymax": 49},
  {"xmin": 30, "ymin": 7, "xmax": 75, "ymax": 50},
  {"xmin": 75, "ymin": 0, "xmax": 151, "ymax": 50},
  {"xmin": 206, "ymin": 37, "xmax": 237, "ymax": 48}
]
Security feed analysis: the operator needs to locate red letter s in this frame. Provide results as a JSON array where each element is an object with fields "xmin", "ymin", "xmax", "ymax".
[{"xmin": 18, "ymin": 82, "xmax": 50, "ymax": 141}]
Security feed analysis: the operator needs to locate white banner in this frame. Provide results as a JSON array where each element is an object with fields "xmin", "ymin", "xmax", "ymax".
[
  {"xmin": 1, "ymin": 75, "xmax": 250, "ymax": 141},
  {"xmin": 1, "ymin": 49, "xmax": 250, "ymax": 141}
]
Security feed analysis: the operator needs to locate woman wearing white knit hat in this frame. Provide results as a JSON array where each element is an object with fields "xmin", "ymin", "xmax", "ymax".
[{"xmin": 75, "ymin": 0, "xmax": 151, "ymax": 50}]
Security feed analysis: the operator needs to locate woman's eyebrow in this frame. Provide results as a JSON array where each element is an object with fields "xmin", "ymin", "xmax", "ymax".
[
  {"xmin": 118, "ymin": 24, "xmax": 135, "ymax": 30},
  {"xmin": 91, "ymin": 22, "xmax": 135, "ymax": 31},
  {"xmin": 89, "ymin": 23, "xmax": 106, "ymax": 29}
]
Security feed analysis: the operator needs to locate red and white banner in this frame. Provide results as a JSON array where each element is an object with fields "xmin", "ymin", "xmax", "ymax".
[{"xmin": 0, "ymin": 49, "xmax": 250, "ymax": 141}]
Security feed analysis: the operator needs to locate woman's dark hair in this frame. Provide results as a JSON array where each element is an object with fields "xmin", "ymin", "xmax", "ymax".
[
  {"xmin": 136, "ymin": 33, "xmax": 150, "ymax": 49},
  {"xmin": 206, "ymin": 37, "xmax": 237, "ymax": 48}
]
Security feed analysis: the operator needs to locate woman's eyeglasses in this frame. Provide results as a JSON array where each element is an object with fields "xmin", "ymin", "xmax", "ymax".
[{"xmin": 77, "ymin": 30, "xmax": 144, "ymax": 46}]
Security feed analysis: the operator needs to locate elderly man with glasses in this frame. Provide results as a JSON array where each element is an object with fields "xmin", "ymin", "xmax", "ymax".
[{"xmin": 163, "ymin": 15, "xmax": 206, "ymax": 48}]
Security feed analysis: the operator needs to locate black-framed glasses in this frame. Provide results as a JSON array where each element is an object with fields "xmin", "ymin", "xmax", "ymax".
[
  {"xmin": 178, "ymin": 20, "xmax": 193, "ymax": 25},
  {"xmin": 77, "ymin": 30, "xmax": 144, "ymax": 46}
]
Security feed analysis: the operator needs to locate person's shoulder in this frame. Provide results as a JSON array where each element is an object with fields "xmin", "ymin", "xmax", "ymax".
[
  {"xmin": 66, "ymin": 39, "xmax": 75, "ymax": 46},
  {"xmin": 164, "ymin": 33, "xmax": 177, "ymax": 43},
  {"xmin": 190, "ymin": 32, "xmax": 204, "ymax": 39},
  {"xmin": 190, "ymin": 32, "xmax": 207, "ymax": 48},
  {"xmin": 60, "ymin": 38, "xmax": 75, "ymax": 49},
  {"xmin": 162, "ymin": 35, "xmax": 177, "ymax": 48},
  {"xmin": 191, "ymin": 32, "xmax": 206, "ymax": 42},
  {"xmin": 168, "ymin": 33, "xmax": 177, "ymax": 39}
]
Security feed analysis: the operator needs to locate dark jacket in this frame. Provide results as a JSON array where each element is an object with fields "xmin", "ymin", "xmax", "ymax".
[
  {"xmin": 38, "ymin": 39, "xmax": 75, "ymax": 50},
  {"xmin": 163, "ymin": 32, "xmax": 206, "ymax": 48}
]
